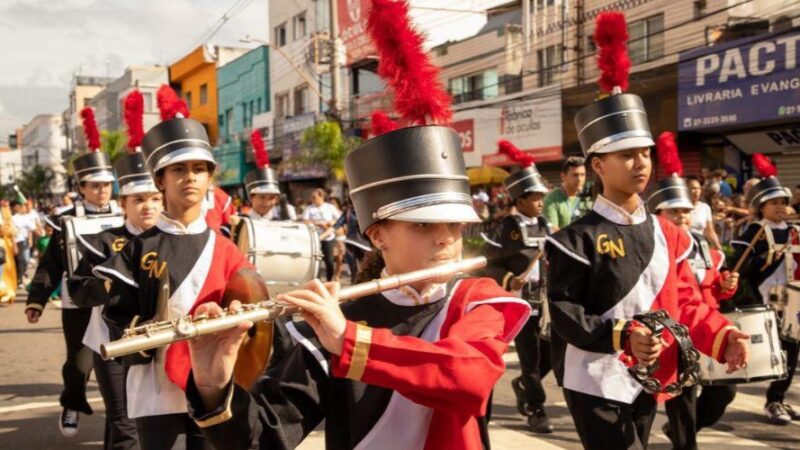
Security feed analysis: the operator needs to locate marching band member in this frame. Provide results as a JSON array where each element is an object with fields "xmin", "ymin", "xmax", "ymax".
[
  {"xmin": 183, "ymin": 1, "xmax": 530, "ymax": 448},
  {"xmin": 67, "ymin": 90, "xmax": 159, "ymax": 450},
  {"xmin": 483, "ymin": 140, "xmax": 554, "ymax": 433},
  {"xmin": 93, "ymin": 89, "xmax": 253, "ymax": 450},
  {"xmin": 731, "ymin": 153, "xmax": 800, "ymax": 425},
  {"xmin": 25, "ymin": 106, "xmax": 120, "ymax": 437},
  {"xmin": 648, "ymin": 132, "xmax": 739, "ymax": 450},
  {"xmin": 242, "ymin": 129, "xmax": 296, "ymax": 222},
  {"xmin": 546, "ymin": 12, "xmax": 748, "ymax": 450}
]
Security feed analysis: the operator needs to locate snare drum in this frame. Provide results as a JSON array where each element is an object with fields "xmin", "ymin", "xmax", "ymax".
[
  {"xmin": 234, "ymin": 218, "xmax": 321, "ymax": 295},
  {"xmin": 699, "ymin": 305, "xmax": 787, "ymax": 385},
  {"xmin": 63, "ymin": 214, "xmax": 125, "ymax": 276},
  {"xmin": 781, "ymin": 282, "xmax": 800, "ymax": 342}
]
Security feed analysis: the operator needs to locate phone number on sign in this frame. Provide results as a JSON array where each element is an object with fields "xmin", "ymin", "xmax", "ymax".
[{"xmin": 689, "ymin": 114, "xmax": 738, "ymax": 127}]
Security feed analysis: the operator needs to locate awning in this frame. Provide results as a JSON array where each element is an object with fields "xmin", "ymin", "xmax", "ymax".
[{"xmin": 467, "ymin": 165, "xmax": 509, "ymax": 186}]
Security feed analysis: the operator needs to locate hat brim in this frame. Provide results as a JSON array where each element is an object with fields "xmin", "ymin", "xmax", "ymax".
[
  {"xmin": 756, "ymin": 187, "xmax": 791, "ymax": 206},
  {"xmin": 153, "ymin": 147, "xmax": 216, "ymax": 174},
  {"xmin": 590, "ymin": 136, "xmax": 655, "ymax": 155},
  {"xmin": 120, "ymin": 182, "xmax": 160, "ymax": 197},
  {"xmin": 655, "ymin": 198, "xmax": 694, "ymax": 211},
  {"xmin": 523, "ymin": 185, "xmax": 550, "ymax": 195},
  {"xmin": 388, "ymin": 203, "xmax": 482, "ymax": 224},
  {"xmin": 249, "ymin": 185, "xmax": 281, "ymax": 195},
  {"xmin": 80, "ymin": 172, "xmax": 115, "ymax": 183}
]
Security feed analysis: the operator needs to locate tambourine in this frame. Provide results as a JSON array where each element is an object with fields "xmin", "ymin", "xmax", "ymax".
[{"xmin": 627, "ymin": 310, "xmax": 701, "ymax": 395}]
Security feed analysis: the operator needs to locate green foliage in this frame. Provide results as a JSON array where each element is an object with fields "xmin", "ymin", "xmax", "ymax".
[
  {"xmin": 17, "ymin": 165, "xmax": 56, "ymax": 201},
  {"xmin": 101, "ymin": 130, "xmax": 128, "ymax": 163},
  {"xmin": 295, "ymin": 121, "xmax": 361, "ymax": 180}
]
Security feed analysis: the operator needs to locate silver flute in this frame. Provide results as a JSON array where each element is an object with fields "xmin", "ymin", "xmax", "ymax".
[{"xmin": 100, "ymin": 257, "xmax": 487, "ymax": 360}]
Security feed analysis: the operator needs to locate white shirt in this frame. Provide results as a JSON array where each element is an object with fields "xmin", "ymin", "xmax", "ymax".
[
  {"xmin": 690, "ymin": 201, "xmax": 713, "ymax": 235},
  {"xmin": 11, "ymin": 213, "xmax": 36, "ymax": 243},
  {"xmin": 302, "ymin": 202, "xmax": 341, "ymax": 241}
]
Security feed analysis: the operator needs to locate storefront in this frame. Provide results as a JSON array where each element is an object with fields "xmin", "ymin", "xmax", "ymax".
[
  {"xmin": 274, "ymin": 112, "xmax": 329, "ymax": 202},
  {"xmin": 678, "ymin": 26, "xmax": 800, "ymax": 189}
]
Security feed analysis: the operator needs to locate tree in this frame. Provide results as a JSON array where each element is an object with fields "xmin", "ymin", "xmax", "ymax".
[
  {"xmin": 295, "ymin": 121, "xmax": 361, "ymax": 180},
  {"xmin": 101, "ymin": 130, "xmax": 128, "ymax": 163},
  {"xmin": 17, "ymin": 166, "xmax": 56, "ymax": 201}
]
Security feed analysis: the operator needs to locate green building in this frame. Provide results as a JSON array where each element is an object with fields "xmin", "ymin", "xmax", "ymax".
[{"xmin": 215, "ymin": 46, "xmax": 271, "ymax": 192}]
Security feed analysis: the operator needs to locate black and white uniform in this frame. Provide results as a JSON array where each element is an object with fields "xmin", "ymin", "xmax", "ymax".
[
  {"xmin": 95, "ymin": 213, "xmax": 251, "ymax": 450},
  {"xmin": 27, "ymin": 200, "xmax": 118, "ymax": 415},
  {"xmin": 732, "ymin": 220, "xmax": 800, "ymax": 405},
  {"xmin": 546, "ymin": 196, "xmax": 732, "ymax": 450},
  {"xmin": 69, "ymin": 222, "xmax": 140, "ymax": 450},
  {"xmin": 484, "ymin": 212, "xmax": 552, "ymax": 412}
]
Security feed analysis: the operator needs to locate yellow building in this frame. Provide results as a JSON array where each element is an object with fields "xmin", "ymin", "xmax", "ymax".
[{"xmin": 169, "ymin": 45, "xmax": 248, "ymax": 146}]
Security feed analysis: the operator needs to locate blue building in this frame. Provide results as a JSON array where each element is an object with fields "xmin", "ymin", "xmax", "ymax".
[{"xmin": 215, "ymin": 46, "xmax": 271, "ymax": 192}]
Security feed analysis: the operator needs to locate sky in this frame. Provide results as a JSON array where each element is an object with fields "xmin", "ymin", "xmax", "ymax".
[{"xmin": 0, "ymin": 0, "xmax": 507, "ymax": 145}]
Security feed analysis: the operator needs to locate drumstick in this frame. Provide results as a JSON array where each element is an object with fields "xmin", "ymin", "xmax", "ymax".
[{"xmin": 732, "ymin": 225, "xmax": 766, "ymax": 274}]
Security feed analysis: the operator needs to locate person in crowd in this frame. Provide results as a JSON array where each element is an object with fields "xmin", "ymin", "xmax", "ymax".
[
  {"xmin": 687, "ymin": 175, "xmax": 723, "ymax": 249},
  {"xmin": 543, "ymin": 156, "xmax": 589, "ymax": 231},
  {"xmin": 302, "ymin": 188, "xmax": 341, "ymax": 281}
]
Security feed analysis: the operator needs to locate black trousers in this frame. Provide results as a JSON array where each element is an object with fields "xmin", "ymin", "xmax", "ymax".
[
  {"xmin": 60, "ymin": 308, "xmax": 94, "ymax": 414},
  {"xmin": 320, "ymin": 240, "xmax": 335, "ymax": 282},
  {"xmin": 14, "ymin": 240, "xmax": 28, "ymax": 285},
  {"xmin": 664, "ymin": 384, "xmax": 737, "ymax": 450},
  {"xmin": 563, "ymin": 388, "xmax": 657, "ymax": 450},
  {"xmin": 767, "ymin": 337, "xmax": 799, "ymax": 404},
  {"xmin": 135, "ymin": 413, "xmax": 213, "ymax": 450},
  {"xmin": 513, "ymin": 315, "xmax": 551, "ymax": 409},
  {"xmin": 93, "ymin": 353, "xmax": 138, "ymax": 450}
]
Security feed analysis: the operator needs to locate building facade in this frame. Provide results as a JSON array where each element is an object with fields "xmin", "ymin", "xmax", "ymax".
[
  {"xmin": 215, "ymin": 46, "xmax": 271, "ymax": 191},
  {"xmin": 169, "ymin": 45, "xmax": 249, "ymax": 146},
  {"xmin": 68, "ymin": 75, "xmax": 113, "ymax": 154},
  {"xmin": 0, "ymin": 149, "xmax": 22, "ymax": 186},
  {"xmin": 89, "ymin": 65, "xmax": 169, "ymax": 134},
  {"xmin": 21, "ymin": 114, "xmax": 67, "ymax": 194}
]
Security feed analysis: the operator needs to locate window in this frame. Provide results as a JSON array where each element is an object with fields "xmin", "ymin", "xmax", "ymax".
[
  {"xmin": 242, "ymin": 104, "xmax": 248, "ymax": 128},
  {"xmin": 294, "ymin": 12, "xmax": 307, "ymax": 40},
  {"xmin": 225, "ymin": 108, "xmax": 234, "ymax": 137},
  {"xmin": 629, "ymin": 14, "xmax": 664, "ymax": 64},
  {"xmin": 142, "ymin": 92, "xmax": 153, "ymax": 112},
  {"xmin": 200, "ymin": 84, "xmax": 208, "ymax": 105},
  {"xmin": 185, "ymin": 91, "xmax": 193, "ymax": 109},
  {"xmin": 503, "ymin": 73, "xmax": 523, "ymax": 95},
  {"xmin": 536, "ymin": 0, "xmax": 554, "ymax": 7},
  {"xmin": 537, "ymin": 45, "xmax": 562, "ymax": 87},
  {"xmin": 294, "ymin": 86, "xmax": 309, "ymax": 115},
  {"xmin": 275, "ymin": 22, "xmax": 287, "ymax": 47},
  {"xmin": 276, "ymin": 93, "xmax": 290, "ymax": 118},
  {"xmin": 448, "ymin": 70, "xmax": 499, "ymax": 104}
]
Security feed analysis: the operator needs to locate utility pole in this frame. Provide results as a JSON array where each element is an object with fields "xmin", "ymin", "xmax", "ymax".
[{"xmin": 329, "ymin": 0, "xmax": 342, "ymax": 118}]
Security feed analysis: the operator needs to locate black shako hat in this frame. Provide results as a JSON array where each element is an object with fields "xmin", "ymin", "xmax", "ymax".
[
  {"xmin": 141, "ymin": 117, "xmax": 215, "ymax": 176},
  {"xmin": 245, "ymin": 167, "xmax": 280, "ymax": 197},
  {"xmin": 73, "ymin": 152, "xmax": 115, "ymax": 184},
  {"xmin": 504, "ymin": 166, "xmax": 549, "ymax": 201},
  {"xmin": 345, "ymin": 125, "xmax": 481, "ymax": 233},
  {"xmin": 647, "ymin": 177, "xmax": 694, "ymax": 212},
  {"xmin": 114, "ymin": 152, "xmax": 158, "ymax": 196},
  {"xmin": 574, "ymin": 92, "xmax": 654, "ymax": 156}
]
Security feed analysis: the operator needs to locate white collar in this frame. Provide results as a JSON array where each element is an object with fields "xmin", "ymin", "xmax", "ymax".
[
  {"xmin": 156, "ymin": 212, "xmax": 208, "ymax": 235},
  {"xmin": 380, "ymin": 268, "xmax": 448, "ymax": 306},
  {"xmin": 125, "ymin": 220, "xmax": 144, "ymax": 236},
  {"xmin": 593, "ymin": 194, "xmax": 647, "ymax": 225},
  {"xmin": 82, "ymin": 200, "xmax": 109, "ymax": 213},
  {"xmin": 248, "ymin": 209, "xmax": 272, "ymax": 220},
  {"xmin": 514, "ymin": 212, "xmax": 539, "ymax": 225},
  {"xmin": 765, "ymin": 219, "xmax": 788, "ymax": 230}
]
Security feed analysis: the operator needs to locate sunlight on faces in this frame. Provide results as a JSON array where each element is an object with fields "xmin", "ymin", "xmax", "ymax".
[
  {"xmin": 591, "ymin": 147, "xmax": 652, "ymax": 196},
  {"xmin": 366, "ymin": 220, "xmax": 464, "ymax": 286},
  {"xmin": 687, "ymin": 179, "xmax": 703, "ymax": 203},
  {"xmin": 761, "ymin": 197, "xmax": 788, "ymax": 223},
  {"xmin": 155, "ymin": 161, "xmax": 211, "ymax": 212},
  {"xmin": 120, "ymin": 192, "xmax": 163, "ymax": 230},
  {"xmin": 79, "ymin": 181, "xmax": 113, "ymax": 207},
  {"xmin": 251, "ymin": 193, "xmax": 279, "ymax": 216},
  {"xmin": 659, "ymin": 207, "xmax": 693, "ymax": 231},
  {"xmin": 516, "ymin": 192, "xmax": 545, "ymax": 218}
]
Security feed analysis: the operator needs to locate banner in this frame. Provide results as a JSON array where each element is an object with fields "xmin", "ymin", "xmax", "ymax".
[{"xmin": 338, "ymin": 0, "xmax": 374, "ymax": 65}]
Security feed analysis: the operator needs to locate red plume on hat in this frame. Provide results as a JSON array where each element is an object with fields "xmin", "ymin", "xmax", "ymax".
[
  {"xmin": 251, "ymin": 129, "xmax": 269, "ymax": 169},
  {"xmin": 123, "ymin": 90, "xmax": 145, "ymax": 153},
  {"xmin": 156, "ymin": 84, "xmax": 189, "ymax": 121},
  {"xmin": 656, "ymin": 131, "xmax": 683, "ymax": 177},
  {"xmin": 370, "ymin": 110, "xmax": 399, "ymax": 137},
  {"xmin": 80, "ymin": 107, "xmax": 101, "ymax": 152},
  {"xmin": 753, "ymin": 153, "xmax": 778, "ymax": 178},
  {"xmin": 498, "ymin": 139, "xmax": 535, "ymax": 168},
  {"xmin": 594, "ymin": 11, "xmax": 631, "ymax": 93},
  {"xmin": 367, "ymin": 0, "xmax": 452, "ymax": 126}
]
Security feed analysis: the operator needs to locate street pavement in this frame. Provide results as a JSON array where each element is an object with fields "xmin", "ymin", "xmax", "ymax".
[{"xmin": 1, "ymin": 292, "xmax": 799, "ymax": 449}]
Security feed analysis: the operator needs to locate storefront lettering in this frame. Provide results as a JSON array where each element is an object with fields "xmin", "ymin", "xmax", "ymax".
[{"xmin": 695, "ymin": 34, "xmax": 800, "ymax": 87}]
